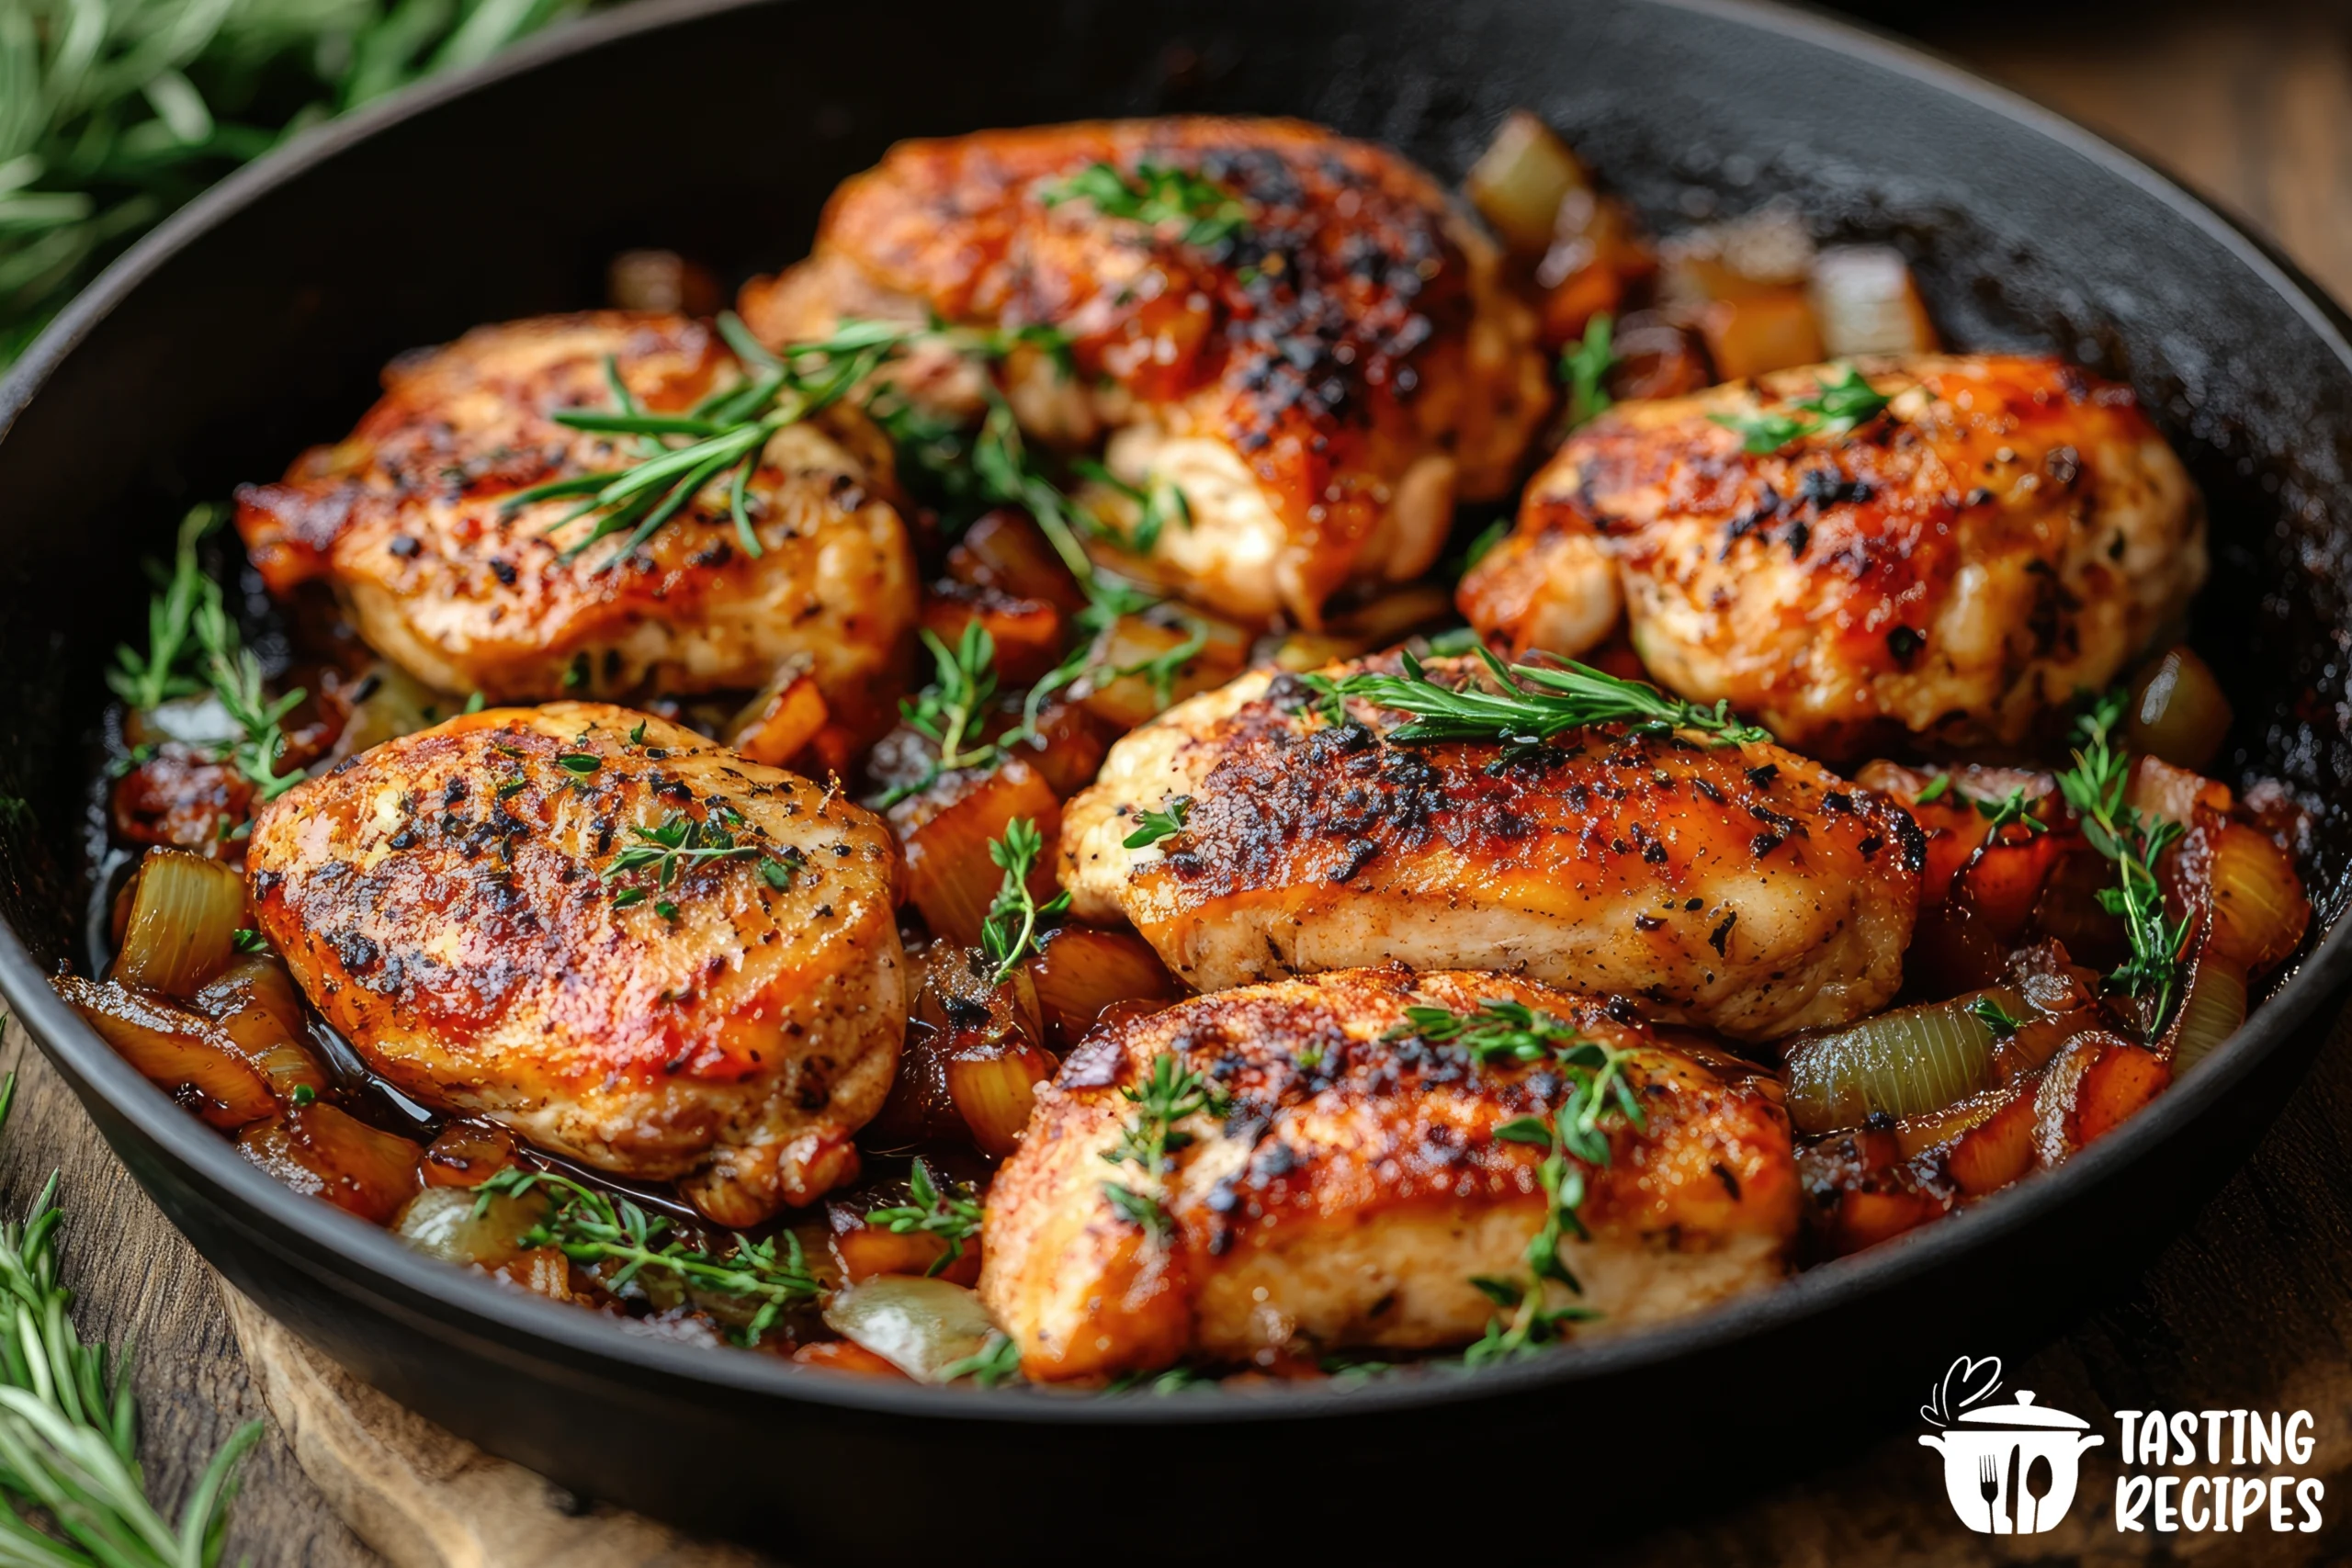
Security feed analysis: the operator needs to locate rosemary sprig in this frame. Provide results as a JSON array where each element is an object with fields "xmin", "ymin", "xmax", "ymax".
[
  {"xmin": 865, "ymin": 1159, "xmax": 984, "ymax": 1278},
  {"xmin": 1098, "ymin": 1053, "xmax": 1227, "ymax": 1242},
  {"xmin": 1711, "ymin": 363, "xmax": 1894, "ymax": 455},
  {"xmin": 2055, "ymin": 690, "xmax": 2192, "ymax": 1032},
  {"xmin": 0, "ymin": 1072, "xmax": 263, "ymax": 1563},
  {"xmin": 1122, "ymin": 795, "xmax": 1191, "ymax": 850},
  {"xmin": 1322, "ymin": 645, "xmax": 1770, "ymax": 748},
  {"xmin": 475, "ymin": 1168, "xmax": 819, "ymax": 1344},
  {"xmin": 192, "ymin": 594, "xmax": 305, "ymax": 800},
  {"xmin": 978, "ymin": 818, "xmax": 1071, "ymax": 985},
  {"xmin": 1038, "ymin": 161, "xmax": 1249, "ymax": 249},
  {"xmin": 938, "ymin": 1332, "xmax": 1023, "ymax": 1388},
  {"xmin": 1560, "ymin": 310, "xmax": 1617, "ymax": 430},
  {"xmin": 107, "ymin": 505, "xmax": 218, "ymax": 711}
]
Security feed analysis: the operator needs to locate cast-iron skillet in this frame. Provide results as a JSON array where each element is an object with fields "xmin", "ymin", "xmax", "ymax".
[{"xmin": 3, "ymin": 0, "xmax": 2350, "ymax": 1558}]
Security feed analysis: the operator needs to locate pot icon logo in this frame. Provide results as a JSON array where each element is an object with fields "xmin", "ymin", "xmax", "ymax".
[{"xmin": 1917, "ymin": 1357, "xmax": 2104, "ymax": 1534}]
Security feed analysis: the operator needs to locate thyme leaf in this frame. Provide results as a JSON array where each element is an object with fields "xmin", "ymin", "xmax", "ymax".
[
  {"xmin": 1098, "ymin": 1052, "xmax": 1228, "ymax": 1242},
  {"xmin": 978, "ymin": 817, "xmax": 1071, "ymax": 985},
  {"xmin": 1560, "ymin": 310, "xmax": 1617, "ymax": 429},
  {"xmin": 865, "ymin": 1158, "xmax": 984, "ymax": 1276},
  {"xmin": 2055, "ymin": 689, "xmax": 2192, "ymax": 1032},
  {"xmin": 1038, "ymin": 161, "xmax": 1249, "ymax": 249},
  {"xmin": 1122, "ymin": 795, "xmax": 1192, "ymax": 849},
  {"xmin": 1710, "ymin": 363, "xmax": 1894, "ymax": 455}
]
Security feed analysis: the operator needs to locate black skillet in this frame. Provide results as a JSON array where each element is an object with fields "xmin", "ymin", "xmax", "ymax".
[{"xmin": 3, "ymin": 0, "xmax": 2350, "ymax": 1559}]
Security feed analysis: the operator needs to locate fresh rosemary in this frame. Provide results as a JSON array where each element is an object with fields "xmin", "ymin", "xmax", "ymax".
[
  {"xmin": 1122, "ymin": 795, "xmax": 1191, "ymax": 849},
  {"xmin": 1099, "ymin": 1052, "xmax": 1227, "ymax": 1242},
  {"xmin": 1711, "ymin": 363, "xmax": 1894, "ymax": 455},
  {"xmin": 1560, "ymin": 310, "xmax": 1617, "ymax": 430},
  {"xmin": 2054, "ymin": 689, "xmax": 2192, "ymax": 1032},
  {"xmin": 107, "ymin": 504, "xmax": 217, "ymax": 711},
  {"xmin": 0, "ymin": 1072, "xmax": 263, "ymax": 1562},
  {"xmin": 978, "ymin": 818, "xmax": 1071, "ymax": 985},
  {"xmin": 938, "ymin": 1332, "xmax": 1023, "ymax": 1388},
  {"xmin": 475, "ymin": 1168, "xmax": 820, "ymax": 1344},
  {"xmin": 1038, "ymin": 161, "xmax": 1249, "ymax": 249},
  {"xmin": 865, "ymin": 1159, "xmax": 984, "ymax": 1277},
  {"xmin": 1320, "ymin": 645, "xmax": 1770, "ymax": 748}
]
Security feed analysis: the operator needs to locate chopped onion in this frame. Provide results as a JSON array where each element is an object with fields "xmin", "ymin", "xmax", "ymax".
[
  {"xmin": 1080, "ymin": 614, "xmax": 1249, "ymax": 731},
  {"xmin": 2200, "ymin": 822, "xmax": 2309, "ymax": 972},
  {"xmin": 1695, "ymin": 290, "xmax": 1826, "ymax": 381},
  {"xmin": 2166, "ymin": 953, "xmax": 2248, "ymax": 1075},
  {"xmin": 1028, "ymin": 926, "xmax": 1178, "ymax": 1044},
  {"xmin": 195, "ymin": 954, "xmax": 329, "ymax": 1105},
  {"xmin": 944, "ymin": 510, "xmax": 1086, "ymax": 614},
  {"xmin": 945, "ymin": 1043, "xmax": 1052, "ymax": 1156},
  {"xmin": 2127, "ymin": 645, "xmax": 2232, "ymax": 772},
  {"xmin": 821, "ymin": 1276, "xmax": 999, "ymax": 1382},
  {"xmin": 54, "ymin": 975, "xmax": 276, "ymax": 1129},
  {"xmin": 922, "ymin": 589, "xmax": 1064, "ymax": 687},
  {"xmin": 892, "ymin": 759, "xmax": 1061, "ymax": 948},
  {"xmin": 421, "ymin": 1120, "xmax": 519, "ymax": 1188},
  {"xmin": 235, "ymin": 1103, "xmax": 422, "ymax": 1224},
  {"xmin": 1464, "ymin": 110, "xmax": 1589, "ymax": 258},
  {"xmin": 393, "ymin": 1185, "xmax": 549, "ymax": 1269},
  {"xmin": 113, "ymin": 848, "xmax": 247, "ymax": 998},
  {"xmin": 727, "ymin": 662, "xmax": 830, "ymax": 767},
  {"xmin": 1807, "ymin": 245, "xmax": 1938, "ymax": 356},
  {"xmin": 1782, "ymin": 989, "xmax": 2018, "ymax": 1134}
]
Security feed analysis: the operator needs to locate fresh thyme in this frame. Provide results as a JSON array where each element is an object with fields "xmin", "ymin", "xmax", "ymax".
[
  {"xmin": 865, "ymin": 1159, "xmax": 984, "ymax": 1277},
  {"xmin": 1385, "ymin": 998, "xmax": 1585, "ymax": 1066},
  {"xmin": 978, "ymin": 818, "xmax": 1071, "ymax": 985},
  {"xmin": 939, "ymin": 1332, "xmax": 1023, "ymax": 1387},
  {"xmin": 1913, "ymin": 773, "xmax": 1953, "ymax": 805},
  {"xmin": 2055, "ymin": 689, "xmax": 2192, "ymax": 1032},
  {"xmin": 1072, "ymin": 459, "xmax": 1194, "ymax": 555},
  {"xmin": 1099, "ymin": 1052, "xmax": 1228, "ymax": 1242},
  {"xmin": 1971, "ymin": 996, "xmax": 2026, "ymax": 1038},
  {"xmin": 880, "ymin": 623, "xmax": 1009, "ymax": 808},
  {"xmin": 1972, "ymin": 785, "xmax": 2048, "ymax": 836},
  {"xmin": 1560, "ymin": 310, "xmax": 1618, "ymax": 429},
  {"xmin": 1323, "ymin": 645, "xmax": 1771, "ymax": 748},
  {"xmin": 1038, "ymin": 161, "xmax": 1249, "ymax": 249},
  {"xmin": 107, "ymin": 504, "xmax": 217, "ymax": 710},
  {"xmin": 1711, "ymin": 363, "xmax": 1894, "ymax": 455},
  {"xmin": 1122, "ymin": 795, "xmax": 1192, "ymax": 849},
  {"xmin": 475, "ymin": 1168, "xmax": 820, "ymax": 1344},
  {"xmin": 0, "ymin": 1072, "xmax": 264, "ymax": 1562},
  {"xmin": 602, "ymin": 808, "xmax": 791, "ymax": 894},
  {"xmin": 194, "ymin": 594, "xmax": 305, "ymax": 799}
]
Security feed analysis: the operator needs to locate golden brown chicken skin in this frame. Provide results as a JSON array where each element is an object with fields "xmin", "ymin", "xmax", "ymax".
[
  {"xmin": 981, "ymin": 966, "xmax": 1798, "ymax": 1382},
  {"xmin": 1459, "ymin": 355, "xmax": 2204, "ymax": 755},
  {"xmin": 740, "ymin": 118, "xmax": 1552, "ymax": 626},
  {"xmin": 235, "ymin": 312, "xmax": 918, "ymax": 734},
  {"xmin": 1060, "ymin": 656, "xmax": 1922, "ymax": 1043},
  {"xmin": 243, "ymin": 703, "xmax": 906, "ymax": 1224}
]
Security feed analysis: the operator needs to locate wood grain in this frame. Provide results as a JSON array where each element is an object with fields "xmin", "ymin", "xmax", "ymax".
[{"xmin": 4, "ymin": 9, "xmax": 2349, "ymax": 1563}]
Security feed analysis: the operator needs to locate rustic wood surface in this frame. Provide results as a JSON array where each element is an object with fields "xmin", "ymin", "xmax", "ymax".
[{"xmin": 5, "ymin": 7, "xmax": 2351, "ymax": 1563}]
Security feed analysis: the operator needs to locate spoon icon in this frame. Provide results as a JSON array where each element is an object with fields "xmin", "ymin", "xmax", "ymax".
[{"xmin": 2021, "ymin": 1452, "xmax": 2055, "ymax": 1533}]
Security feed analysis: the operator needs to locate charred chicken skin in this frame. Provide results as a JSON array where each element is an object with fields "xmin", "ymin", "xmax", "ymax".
[
  {"xmin": 243, "ymin": 703, "xmax": 907, "ymax": 1224},
  {"xmin": 1458, "ymin": 355, "xmax": 2205, "ymax": 755},
  {"xmin": 739, "ymin": 118, "xmax": 1553, "ymax": 627},
  {"xmin": 234, "ymin": 312, "xmax": 919, "ymax": 731},
  {"xmin": 980, "ymin": 965, "xmax": 1798, "ymax": 1382},
  {"xmin": 1059, "ymin": 656, "xmax": 1922, "ymax": 1043}
]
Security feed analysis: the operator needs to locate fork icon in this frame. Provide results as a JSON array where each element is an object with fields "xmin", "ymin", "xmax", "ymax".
[{"xmin": 1978, "ymin": 1452, "xmax": 2006, "ymax": 1532}]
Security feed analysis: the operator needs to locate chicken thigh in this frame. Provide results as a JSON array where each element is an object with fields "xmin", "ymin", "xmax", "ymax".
[
  {"xmin": 1060, "ymin": 655, "xmax": 1921, "ymax": 1043},
  {"xmin": 981, "ymin": 965, "xmax": 1798, "ymax": 1382},
  {"xmin": 1457, "ymin": 355, "xmax": 2204, "ymax": 755},
  {"xmin": 243, "ymin": 703, "xmax": 907, "ymax": 1224},
  {"xmin": 739, "ymin": 118, "xmax": 1552, "ymax": 627},
  {"xmin": 235, "ymin": 312, "xmax": 919, "ymax": 737}
]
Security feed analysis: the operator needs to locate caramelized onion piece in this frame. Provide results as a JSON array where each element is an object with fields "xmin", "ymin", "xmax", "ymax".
[
  {"xmin": 194, "ymin": 954, "xmax": 329, "ymax": 1106},
  {"xmin": 892, "ymin": 760, "xmax": 1060, "ymax": 949},
  {"xmin": 1027, "ymin": 926, "xmax": 1179, "ymax": 1044},
  {"xmin": 1464, "ymin": 110, "xmax": 1589, "ymax": 259},
  {"xmin": 2165, "ymin": 952, "xmax": 2249, "ymax": 1075},
  {"xmin": 1781, "ymin": 988, "xmax": 2020, "ymax": 1135},
  {"xmin": 2198, "ymin": 822, "xmax": 2309, "ymax": 973},
  {"xmin": 54, "ymin": 976, "xmax": 275, "ymax": 1129},
  {"xmin": 1807, "ymin": 245, "xmax": 1938, "ymax": 356},
  {"xmin": 235, "ymin": 1103, "xmax": 423, "ymax": 1224},
  {"xmin": 821, "ymin": 1276, "xmax": 998, "ymax": 1382},
  {"xmin": 2127, "ymin": 645, "xmax": 2232, "ymax": 772},
  {"xmin": 113, "ymin": 848, "xmax": 247, "ymax": 998},
  {"xmin": 393, "ymin": 1185, "xmax": 549, "ymax": 1269}
]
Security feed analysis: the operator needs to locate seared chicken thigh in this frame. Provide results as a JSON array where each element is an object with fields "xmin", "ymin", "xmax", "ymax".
[
  {"xmin": 739, "ymin": 118, "xmax": 1552, "ymax": 626},
  {"xmin": 981, "ymin": 966, "xmax": 1798, "ymax": 1382},
  {"xmin": 1060, "ymin": 656, "xmax": 1921, "ymax": 1042},
  {"xmin": 235, "ymin": 313, "xmax": 919, "ymax": 734},
  {"xmin": 243, "ymin": 703, "xmax": 906, "ymax": 1224},
  {"xmin": 1458, "ymin": 355, "xmax": 2204, "ymax": 754}
]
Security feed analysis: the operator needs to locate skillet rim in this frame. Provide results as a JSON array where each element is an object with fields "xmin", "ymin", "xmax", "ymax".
[{"xmin": 1, "ymin": 0, "xmax": 2348, "ymax": 1427}]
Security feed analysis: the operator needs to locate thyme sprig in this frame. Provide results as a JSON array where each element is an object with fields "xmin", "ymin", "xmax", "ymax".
[
  {"xmin": 193, "ymin": 594, "xmax": 304, "ymax": 800},
  {"xmin": 0, "ymin": 1072, "xmax": 263, "ymax": 1563},
  {"xmin": 1038, "ymin": 161, "xmax": 1249, "ymax": 249},
  {"xmin": 1972, "ymin": 996, "xmax": 2027, "ymax": 1038},
  {"xmin": 602, "ymin": 809, "xmax": 789, "ymax": 893},
  {"xmin": 107, "ymin": 505, "xmax": 217, "ymax": 711},
  {"xmin": 2055, "ymin": 690, "xmax": 2192, "ymax": 1032},
  {"xmin": 880, "ymin": 623, "xmax": 1011, "ymax": 808},
  {"xmin": 1711, "ymin": 363, "xmax": 1894, "ymax": 455},
  {"xmin": 865, "ymin": 1159, "xmax": 985, "ymax": 1278},
  {"xmin": 938, "ymin": 1332, "xmax": 1023, "ymax": 1388},
  {"xmin": 1386, "ymin": 998, "xmax": 1583, "ymax": 1066},
  {"xmin": 978, "ymin": 818, "xmax": 1071, "ymax": 985},
  {"xmin": 1560, "ymin": 310, "xmax": 1617, "ymax": 430},
  {"xmin": 1099, "ymin": 1053, "xmax": 1228, "ymax": 1242},
  {"xmin": 1322, "ymin": 645, "xmax": 1770, "ymax": 748},
  {"xmin": 476, "ymin": 1168, "xmax": 820, "ymax": 1344},
  {"xmin": 1972, "ymin": 785, "xmax": 2049, "ymax": 836},
  {"xmin": 1122, "ymin": 795, "xmax": 1191, "ymax": 850}
]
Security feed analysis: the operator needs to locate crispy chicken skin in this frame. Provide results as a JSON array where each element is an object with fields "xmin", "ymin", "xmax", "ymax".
[
  {"xmin": 980, "ymin": 966, "xmax": 1798, "ymax": 1382},
  {"xmin": 243, "ymin": 703, "xmax": 907, "ymax": 1224},
  {"xmin": 234, "ymin": 313, "xmax": 918, "ymax": 730},
  {"xmin": 1459, "ymin": 355, "xmax": 2205, "ymax": 755},
  {"xmin": 1059, "ymin": 656, "xmax": 1922, "ymax": 1042},
  {"xmin": 739, "ymin": 118, "xmax": 1552, "ymax": 626}
]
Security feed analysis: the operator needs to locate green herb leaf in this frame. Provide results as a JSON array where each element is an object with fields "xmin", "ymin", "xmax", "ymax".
[
  {"xmin": 1709, "ymin": 363, "xmax": 1894, "ymax": 455},
  {"xmin": 938, "ymin": 1331, "xmax": 1023, "ymax": 1387},
  {"xmin": 1972, "ymin": 996, "xmax": 2027, "ymax": 1038},
  {"xmin": 866, "ymin": 1158, "xmax": 986, "ymax": 1276},
  {"xmin": 2055, "ymin": 689, "xmax": 2193, "ymax": 1032},
  {"xmin": 1039, "ymin": 161, "xmax": 1250, "ymax": 249},
  {"xmin": 1913, "ymin": 773, "xmax": 1952, "ymax": 805},
  {"xmin": 1122, "ymin": 795, "xmax": 1192, "ymax": 849},
  {"xmin": 1560, "ymin": 310, "xmax": 1618, "ymax": 429},
  {"xmin": 231, "ymin": 927, "xmax": 266, "ymax": 953},
  {"xmin": 555, "ymin": 753, "xmax": 601, "ymax": 774},
  {"xmin": 978, "ymin": 818, "xmax": 1072, "ymax": 985},
  {"xmin": 1325, "ymin": 645, "xmax": 1771, "ymax": 748}
]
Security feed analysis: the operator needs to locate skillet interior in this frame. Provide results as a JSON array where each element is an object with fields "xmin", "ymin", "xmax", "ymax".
[{"xmin": 3, "ymin": 0, "xmax": 2351, "ymax": 1555}]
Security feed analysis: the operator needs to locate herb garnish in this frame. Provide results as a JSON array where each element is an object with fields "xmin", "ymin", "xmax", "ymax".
[
  {"xmin": 194, "ymin": 594, "xmax": 306, "ymax": 800},
  {"xmin": 2054, "ymin": 689, "xmax": 2192, "ymax": 1032},
  {"xmin": 1099, "ymin": 1053, "xmax": 1228, "ymax": 1241},
  {"xmin": 978, "ymin": 818, "xmax": 1071, "ymax": 985},
  {"xmin": 1122, "ymin": 795, "xmax": 1192, "ymax": 849},
  {"xmin": 476, "ymin": 1168, "xmax": 820, "ymax": 1344},
  {"xmin": 881, "ymin": 623, "xmax": 1010, "ymax": 808},
  {"xmin": 1385, "ymin": 997, "xmax": 1584, "ymax": 1066},
  {"xmin": 939, "ymin": 1332, "xmax": 1023, "ymax": 1388},
  {"xmin": 1560, "ymin": 310, "xmax": 1617, "ymax": 429},
  {"xmin": 1972, "ymin": 785, "xmax": 2049, "ymax": 836},
  {"xmin": 1912, "ymin": 773, "xmax": 1953, "ymax": 805},
  {"xmin": 865, "ymin": 1158, "xmax": 984, "ymax": 1277},
  {"xmin": 1319, "ymin": 645, "xmax": 1770, "ymax": 748},
  {"xmin": 602, "ymin": 808, "xmax": 790, "ymax": 895},
  {"xmin": 107, "ymin": 504, "xmax": 217, "ymax": 710},
  {"xmin": 1039, "ymin": 161, "xmax": 1249, "ymax": 249},
  {"xmin": 1711, "ymin": 363, "xmax": 1894, "ymax": 455},
  {"xmin": 1971, "ymin": 996, "xmax": 2027, "ymax": 1038}
]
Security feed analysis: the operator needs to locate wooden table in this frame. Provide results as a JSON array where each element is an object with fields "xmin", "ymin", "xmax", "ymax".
[{"xmin": 8, "ymin": 7, "xmax": 2352, "ymax": 1562}]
